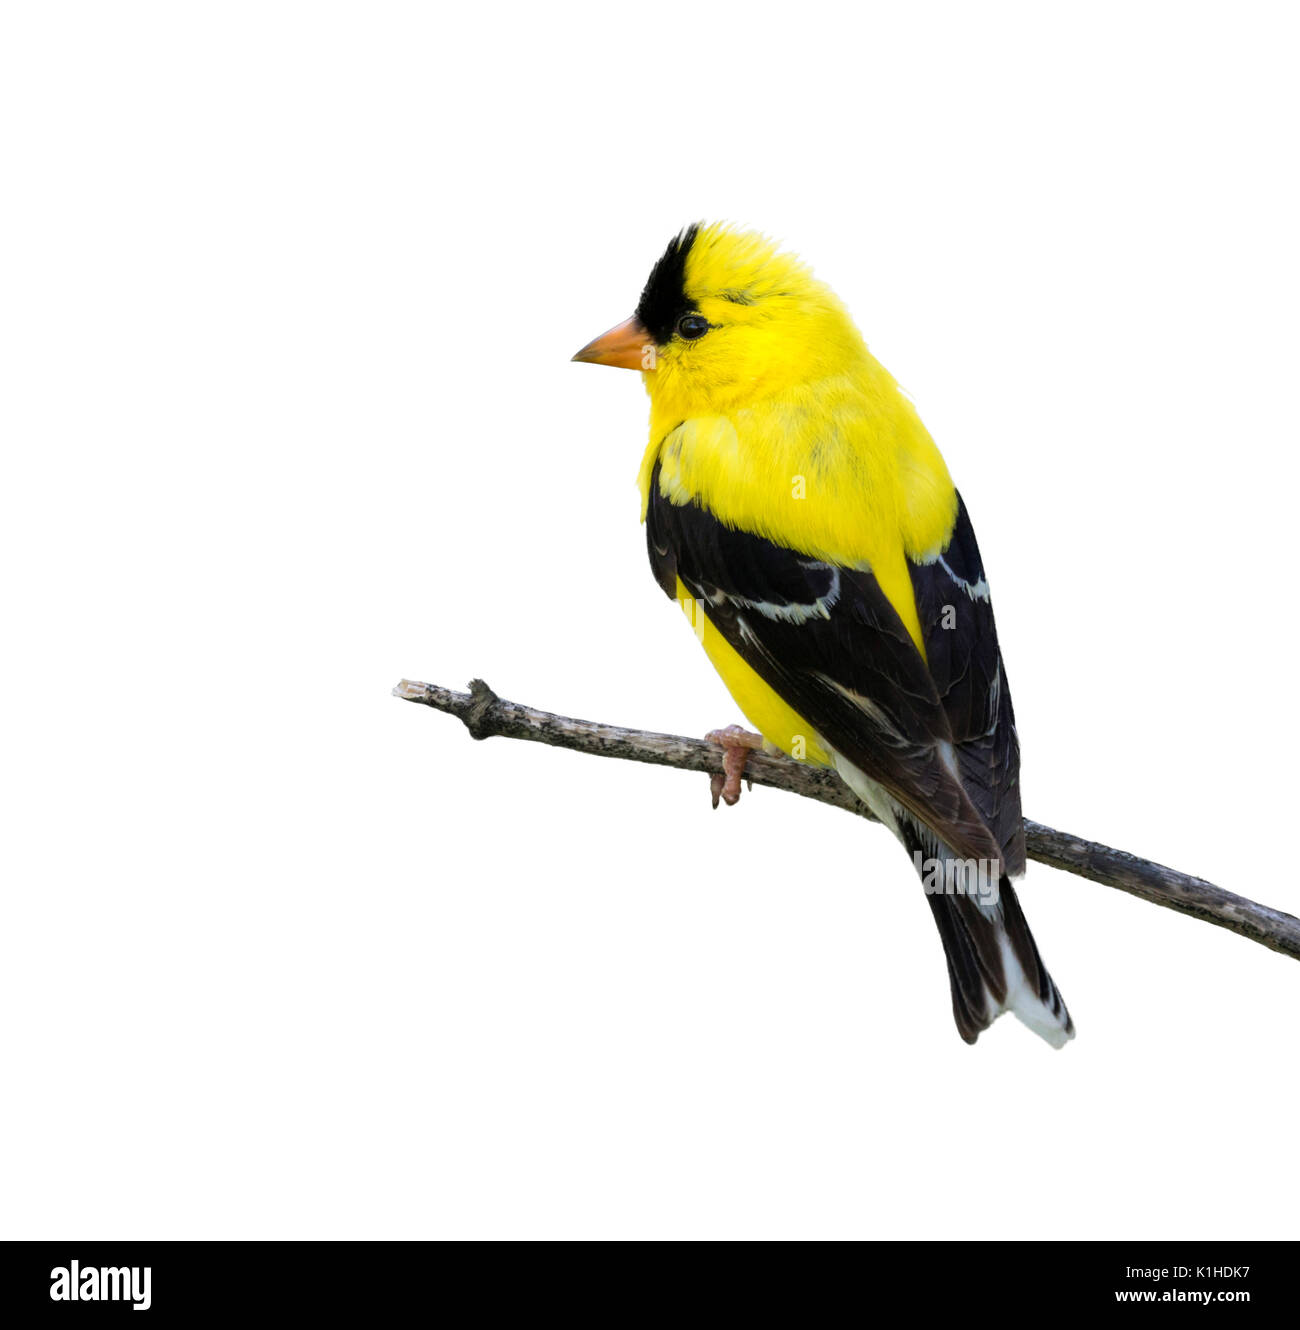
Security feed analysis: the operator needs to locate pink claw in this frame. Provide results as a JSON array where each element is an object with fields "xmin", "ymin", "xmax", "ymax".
[{"xmin": 705, "ymin": 725, "xmax": 764, "ymax": 808}]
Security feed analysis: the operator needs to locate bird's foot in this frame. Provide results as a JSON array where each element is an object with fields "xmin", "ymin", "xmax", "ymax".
[{"xmin": 705, "ymin": 725, "xmax": 765, "ymax": 809}]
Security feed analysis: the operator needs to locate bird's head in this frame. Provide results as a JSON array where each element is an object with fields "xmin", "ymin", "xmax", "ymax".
[{"xmin": 573, "ymin": 223, "xmax": 865, "ymax": 417}]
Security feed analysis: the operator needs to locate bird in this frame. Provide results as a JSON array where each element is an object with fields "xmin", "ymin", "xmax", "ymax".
[{"xmin": 572, "ymin": 223, "xmax": 1073, "ymax": 1048}]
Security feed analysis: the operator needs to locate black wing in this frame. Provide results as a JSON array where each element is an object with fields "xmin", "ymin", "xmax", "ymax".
[
  {"xmin": 907, "ymin": 496, "xmax": 1025, "ymax": 875},
  {"xmin": 647, "ymin": 465, "xmax": 1008, "ymax": 868}
]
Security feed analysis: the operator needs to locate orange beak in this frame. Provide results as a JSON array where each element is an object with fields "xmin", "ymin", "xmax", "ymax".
[{"xmin": 571, "ymin": 316, "xmax": 655, "ymax": 371}]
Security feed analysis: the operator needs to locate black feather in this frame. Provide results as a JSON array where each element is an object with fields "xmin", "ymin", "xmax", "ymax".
[
  {"xmin": 907, "ymin": 496, "xmax": 1025, "ymax": 875},
  {"xmin": 646, "ymin": 466, "xmax": 1004, "ymax": 866}
]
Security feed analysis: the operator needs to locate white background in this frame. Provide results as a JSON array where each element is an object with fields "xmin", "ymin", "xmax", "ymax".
[{"xmin": 3, "ymin": 2, "xmax": 1297, "ymax": 1240}]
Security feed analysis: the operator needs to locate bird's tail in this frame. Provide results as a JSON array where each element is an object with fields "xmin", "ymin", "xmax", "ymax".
[{"xmin": 915, "ymin": 852, "xmax": 1074, "ymax": 1048}]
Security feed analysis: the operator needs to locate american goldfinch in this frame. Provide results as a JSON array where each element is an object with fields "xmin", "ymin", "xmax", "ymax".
[{"xmin": 573, "ymin": 224, "xmax": 1073, "ymax": 1048}]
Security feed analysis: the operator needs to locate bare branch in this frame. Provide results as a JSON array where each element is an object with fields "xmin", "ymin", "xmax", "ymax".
[{"xmin": 394, "ymin": 677, "xmax": 1300, "ymax": 964}]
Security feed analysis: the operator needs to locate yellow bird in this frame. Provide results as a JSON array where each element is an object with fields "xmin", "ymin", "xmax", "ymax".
[{"xmin": 573, "ymin": 224, "xmax": 1073, "ymax": 1048}]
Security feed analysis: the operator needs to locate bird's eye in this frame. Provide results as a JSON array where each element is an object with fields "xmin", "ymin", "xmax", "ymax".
[{"xmin": 676, "ymin": 314, "xmax": 710, "ymax": 340}]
